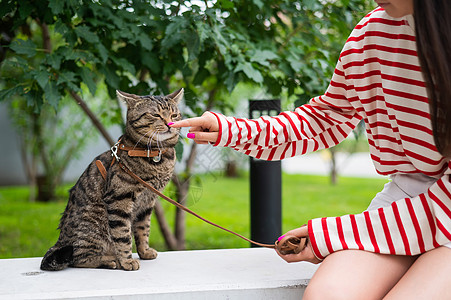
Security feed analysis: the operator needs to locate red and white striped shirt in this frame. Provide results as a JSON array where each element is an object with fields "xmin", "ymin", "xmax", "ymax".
[{"xmin": 210, "ymin": 8, "xmax": 451, "ymax": 258}]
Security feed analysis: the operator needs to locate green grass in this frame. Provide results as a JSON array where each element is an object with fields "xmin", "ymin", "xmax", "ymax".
[{"xmin": 0, "ymin": 173, "xmax": 388, "ymax": 259}]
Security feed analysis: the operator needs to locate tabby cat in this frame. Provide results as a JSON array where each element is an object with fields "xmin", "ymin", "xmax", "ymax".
[{"xmin": 40, "ymin": 89, "xmax": 183, "ymax": 271}]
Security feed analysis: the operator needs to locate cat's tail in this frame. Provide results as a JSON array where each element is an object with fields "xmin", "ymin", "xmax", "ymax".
[{"xmin": 40, "ymin": 244, "xmax": 74, "ymax": 271}]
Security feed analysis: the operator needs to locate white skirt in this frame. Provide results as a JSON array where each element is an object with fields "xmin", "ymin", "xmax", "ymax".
[{"xmin": 367, "ymin": 173, "xmax": 451, "ymax": 249}]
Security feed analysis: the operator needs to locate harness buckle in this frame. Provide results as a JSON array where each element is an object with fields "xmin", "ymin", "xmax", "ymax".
[
  {"xmin": 153, "ymin": 150, "xmax": 162, "ymax": 162},
  {"xmin": 111, "ymin": 141, "xmax": 120, "ymax": 162}
]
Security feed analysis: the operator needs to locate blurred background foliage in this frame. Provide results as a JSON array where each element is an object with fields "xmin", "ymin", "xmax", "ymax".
[
  {"xmin": 0, "ymin": 173, "xmax": 387, "ymax": 258},
  {"xmin": 0, "ymin": 0, "xmax": 375, "ymax": 249},
  {"xmin": 1, "ymin": 0, "xmax": 374, "ymax": 113}
]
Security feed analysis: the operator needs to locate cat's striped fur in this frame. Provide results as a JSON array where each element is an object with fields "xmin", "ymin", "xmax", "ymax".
[{"xmin": 40, "ymin": 89, "xmax": 183, "ymax": 271}]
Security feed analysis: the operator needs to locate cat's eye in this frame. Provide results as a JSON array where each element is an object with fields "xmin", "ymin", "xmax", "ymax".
[
  {"xmin": 171, "ymin": 113, "xmax": 179, "ymax": 119},
  {"xmin": 151, "ymin": 114, "xmax": 161, "ymax": 118}
]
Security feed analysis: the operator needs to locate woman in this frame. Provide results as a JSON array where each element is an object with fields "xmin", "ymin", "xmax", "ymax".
[{"xmin": 170, "ymin": 0, "xmax": 451, "ymax": 298}]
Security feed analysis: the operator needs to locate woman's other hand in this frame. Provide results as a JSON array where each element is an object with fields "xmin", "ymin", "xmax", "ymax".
[{"xmin": 276, "ymin": 225, "xmax": 322, "ymax": 264}]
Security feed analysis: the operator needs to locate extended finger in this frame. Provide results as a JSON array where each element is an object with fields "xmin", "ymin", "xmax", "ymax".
[
  {"xmin": 170, "ymin": 116, "xmax": 206, "ymax": 128},
  {"xmin": 187, "ymin": 132, "xmax": 219, "ymax": 144}
]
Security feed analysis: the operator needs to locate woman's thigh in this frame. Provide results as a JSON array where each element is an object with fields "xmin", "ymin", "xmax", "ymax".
[
  {"xmin": 384, "ymin": 246, "xmax": 451, "ymax": 299},
  {"xmin": 303, "ymin": 250, "xmax": 417, "ymax": 300}
]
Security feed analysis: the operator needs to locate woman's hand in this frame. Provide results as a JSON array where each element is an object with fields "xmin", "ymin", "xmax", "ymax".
[
  {"xmin": 275, "ymin": 225, "xmax": 322, "ymax": 264},
  {"xmin": 169, "ymin": 112, "xmax": 219, "ymax": 145}
]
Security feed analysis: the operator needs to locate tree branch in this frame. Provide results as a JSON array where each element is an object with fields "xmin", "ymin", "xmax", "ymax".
[
  {"xmin": 39, "ymin": 21, "xmax": 51, "ymax": 53},
  {"xmin": 68, "ymin": 90, "xmax": 115, "ymax": 146},
  {"xmin": 153, "ymin": 200, "xmax": 178, "ymax": 250},
  {"xmin": 185, "ymin": 142, "xmax": 197, "ymax": 174}
]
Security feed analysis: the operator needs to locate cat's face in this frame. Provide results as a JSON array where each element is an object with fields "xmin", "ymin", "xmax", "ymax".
[{"xmin": 117, "ymin": 89, "xmax": 183, "ymax": 148}]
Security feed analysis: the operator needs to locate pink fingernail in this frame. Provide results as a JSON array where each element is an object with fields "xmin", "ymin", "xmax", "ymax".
[
  {"xmin": 168, "ymin": 122, "xmax": 175, "ymax": 126},
  {"xmin": 187, "ymin": 133, "xmax": 195, "ymax": 139},
  {"xmin": 277, "ymin": 235, "xmax": 285, "ymax": 242}
]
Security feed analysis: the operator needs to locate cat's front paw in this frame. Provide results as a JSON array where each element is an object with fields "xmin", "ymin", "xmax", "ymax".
[
  {"xmin": 138, "ymin": 247, "xmax": 158, "ymax": 260},
  {"xmin": 101, "ymin": 260, "xmax": 118, "ymax": 269},
  {"xmin": 119, "ymin": 258, "xmax": 140, "ymax": 271}
]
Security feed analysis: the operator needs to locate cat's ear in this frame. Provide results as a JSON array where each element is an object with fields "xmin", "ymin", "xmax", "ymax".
[
  {"xmin": 116, "ymin": 90, "xmax": 140, "ymax": 107},
  {"xmin": 166, "ymin": 88, "xmax": 184, "ymax": 103}
]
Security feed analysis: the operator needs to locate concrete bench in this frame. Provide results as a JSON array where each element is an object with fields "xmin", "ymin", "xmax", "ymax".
[{"xmin": 0, "ymin": 248, "xmax": 319, "ymax": 299}]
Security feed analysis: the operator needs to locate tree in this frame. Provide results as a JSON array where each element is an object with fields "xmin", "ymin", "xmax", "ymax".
[
  {"xmin": 0, "ymin": 0, "xmax": 373, "ymax": 248},
  {"xmin": 8, "ymin": 90, "xmax": 110, "ymax": 201}
]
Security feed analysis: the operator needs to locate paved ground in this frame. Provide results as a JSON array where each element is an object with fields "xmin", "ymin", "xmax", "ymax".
[{"xmin": 282, "ymin": 152, "xmax": 385, "ymax": 179}]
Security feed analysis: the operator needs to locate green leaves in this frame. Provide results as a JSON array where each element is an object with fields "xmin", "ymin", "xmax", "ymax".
[
  {"xmin": 57, "ymin": 71, "xmax": 79, "ymax": 91},
  {"xmin": 252, "ymin": 0, "xmax": 264, "ymax": 9},
  {"xmin": 74, "ymin": 25, "xmax": 99, "ymax": 44},
  {"xmin": 186, "ymin": 30, "xmax": 200, "ymax": 61},
  {"xmin": 79, "ymin": 67, "xmax": 97, "ymax": 95},
  {"xmin": 35, "ymin": 69, "xmax": 51, "ymax": 89},
  {"xmin": 216, "ymin": 0, "xmax": 235, "ymax": 9},
  {"xmin": 43, "ymin": 81, "xmax": 60, "ymax": 108},
  {"xmin": 48, "ymin": 0, "xmax": 64, "ymax": 15},
  {"xmin": 96, "ymin": 43, "xmax": 108, "ymax": 63},
  {"xmin": 250, "ymin": 50, "xmax": 279, "ymax": 67},
  {"xmin": 100, "ymin": 64, "xmax": 120, "ymax": 90},
  {"xmin": 162, "ymin": 17, "xmax": 188, "ymax": 52},
  {"xmin": 10, "ymin": 39, "xmax": 37, "ymax": 57},
  {"xmin": 235, "ymin": 62, "xmax": 263, "ymax": 83},
  {"xmin": 0, "ymin": 0, "xmax": 373, "ymax": 118},
  {"xmin": 0, "ymin": 86, "xmax": 24, "ymax": 102},
  {"xmin": 139, "ymin": 33, "xmax": 153, "ymax": 51}
]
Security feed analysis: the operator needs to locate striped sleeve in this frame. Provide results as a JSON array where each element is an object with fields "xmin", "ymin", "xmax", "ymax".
[
  {"xmin": 308, "ymin": 162, "xmax": 451, "ymax": 259},
  {"xmin": 209, "ymin": 59, "xmax": 363, "ymax": 161}
]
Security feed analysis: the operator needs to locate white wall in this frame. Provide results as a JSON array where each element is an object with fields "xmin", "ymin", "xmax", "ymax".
[
  {"xmin": 0, "ymin": 101, "xmax": 122, "ymax": 186},
  {"xmin": 0, "ymin": 101, "xmax": 28, "ymax": 185}
]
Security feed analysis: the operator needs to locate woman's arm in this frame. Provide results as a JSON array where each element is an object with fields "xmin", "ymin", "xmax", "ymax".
[
  {"xmin": 172, "ymin": 59, "xmax": 363, "ymax": 160},
  {"xmin": 309, "ymin": 163, "xmax": 451, "ymax": 260}
]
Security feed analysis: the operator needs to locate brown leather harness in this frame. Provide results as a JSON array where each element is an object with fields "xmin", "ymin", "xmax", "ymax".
[{"xmin": 96, "ymin": 141, "xmax": 306, "ymax": 255}]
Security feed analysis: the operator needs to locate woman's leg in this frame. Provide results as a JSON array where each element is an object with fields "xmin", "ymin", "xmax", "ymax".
[
  {"xmin": 303, "ymin": 250, "xmax": 417, "ymax": 300},
  {"xmin": 384, "ymin": 246, "xmax": 451, "ymax": 299}
]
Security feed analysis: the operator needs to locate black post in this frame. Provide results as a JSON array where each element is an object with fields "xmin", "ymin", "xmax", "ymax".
[{"xmin": 249, "ymin": 99, "xmax": 282, "ymax": 246}]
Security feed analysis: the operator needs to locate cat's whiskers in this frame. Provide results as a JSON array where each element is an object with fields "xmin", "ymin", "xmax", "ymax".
[
  {"xmin": 139, "ymin": 126, "xmax": 180, "ymax": 153},
  {"xmin": 153, "ymin": 130, "xmax": 163, "ymax": 152},
  {"xmin": 147, "ymin": 131, "xmax": 157, "ymax": 152},
  {"xmin": 134, "ymin": 128, "xmax": 155, "ymax": 150},
  {"xmin": 148, "ymin": 130, "xmax": 165, "ymax": 153}
]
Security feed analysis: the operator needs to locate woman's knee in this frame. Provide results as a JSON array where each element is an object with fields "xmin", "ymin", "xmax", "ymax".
[
  {"xmin": 302, "ymin": 250, "xmax": 415, "ymax": 300},
  {"xmin": 303, "ymin": 271, "xmax": 349, "ymax": 300}
]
